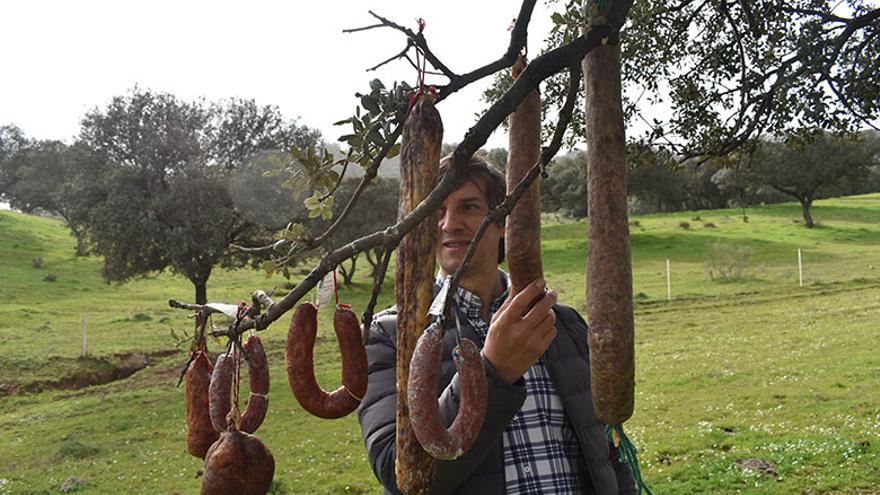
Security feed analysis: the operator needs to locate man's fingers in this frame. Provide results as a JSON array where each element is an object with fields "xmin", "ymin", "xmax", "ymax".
[
  {"xmin": 523, "ymin": 290, "xmax": 557, "ymax": 326},
  {"xmin": 507, "ymin": 278, "xmax": 547, "ymax": 316}
]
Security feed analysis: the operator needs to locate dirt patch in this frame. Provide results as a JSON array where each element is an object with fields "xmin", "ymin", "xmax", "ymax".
[{"xmin": 0, "ymin": 349, "xmax": 179, "ymax": 397}]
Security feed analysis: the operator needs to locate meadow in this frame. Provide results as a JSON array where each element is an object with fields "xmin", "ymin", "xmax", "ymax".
[{"xmin": 1, "ymin": 194, "xmax": 878, "ymax": 494}]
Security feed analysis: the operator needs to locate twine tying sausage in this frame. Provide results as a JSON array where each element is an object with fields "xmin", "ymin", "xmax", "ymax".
[{"xmin": 605, "ymin": 424, "xmax": 653, "ymax": 495}]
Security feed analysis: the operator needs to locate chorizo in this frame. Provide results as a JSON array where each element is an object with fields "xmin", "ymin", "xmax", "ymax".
[
  {"xmin": 201, "ymin": 430, "xmax": 275, "ymax": 495},
  {"xmin": 407, "ymin": 323, "xmax": 487, "ymax": 460},
  {"xmin": 584, "ymin": 42, "xmax": 634, "ymax": 424},
  {"xmin": 239, "ymin": 335, "xmax": 269, "ymax": 434},
  {"xmin": 395, "ymin": 92, "xmax": 442, "ymax": 493},
  {"xmin": 209, "ymin": 352, "xmax": 234, "ymax": 433},
  {"xmin": 185, "ymin": 350, "xmax": 220, "ymax": 458},
  {"xmin": 506, "ymin": 54, "xmax": 544, "ymax": 294},
  {"xmin": 285, "ymin": 303, "xmax": 368, "ymax": 419}
]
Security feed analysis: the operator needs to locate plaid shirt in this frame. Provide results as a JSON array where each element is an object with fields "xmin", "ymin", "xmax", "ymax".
[{"xmin": 438, "ymin": 272, "xmax": 588, "ymax": 494}]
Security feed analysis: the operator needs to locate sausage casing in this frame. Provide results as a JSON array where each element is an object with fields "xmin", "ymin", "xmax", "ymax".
[
  {"xmin": 506, "ymin": 54, "xmax": 544, "ymax": 294},
  {"xmin": 408, "ymin": 324, "xmax": 487, "ymax": 460},
  {"xmin": 286, "ymin": 303, "xmax": 367, "ymax": 419},
  {"xmin": 185, "ymin": 350, "xmax": 220, "ymax": 458},
  {"xmin": 239, "ymin": 335, "xmax": 269, "ymax": 434},
  {"xmin": 208, "ymin": 352, "xmax": 234, "ymax": 433}
]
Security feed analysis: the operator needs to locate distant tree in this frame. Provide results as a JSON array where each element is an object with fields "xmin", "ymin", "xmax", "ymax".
[
  {"xmin": 78, "ymin": 88, "xmax": 322, "ymax": 303},
  {"xmin": 0, "ymin": 140, "xmax": 98, "ymax": 254},
  {"xmin": 0, "ymin": 125, "xmax": 31, "ymax": 198},
  {"xmin": 752, "ymin": 130, "xmax": 875, "ymax": 227},
  {"xmin": 541, "ymin": 151, "xmax": 588, "ymax": 218}
]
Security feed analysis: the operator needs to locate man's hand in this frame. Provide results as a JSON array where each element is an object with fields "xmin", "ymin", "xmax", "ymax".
[{"xmin": 483, "ymin": 279, "xmax": 557, "ymax": 384}]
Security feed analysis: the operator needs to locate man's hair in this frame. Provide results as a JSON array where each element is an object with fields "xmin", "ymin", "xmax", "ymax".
[{"xmin": 438, "ymin": 153, "xmax": 507, "ymax": 263}]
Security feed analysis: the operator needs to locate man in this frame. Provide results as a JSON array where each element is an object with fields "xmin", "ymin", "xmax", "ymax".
[{"xmin": 358, "ymin": 155, "xmax": 636, "ymax": 494}]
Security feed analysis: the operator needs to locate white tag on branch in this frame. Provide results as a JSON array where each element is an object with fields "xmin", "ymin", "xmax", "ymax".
[
  {"xmin": 316, "ymin": 269, "xmax": 336, "ymax": 310},
  {"xmin": 429, "ymin": 276, "xmax": 451, "ymax": 317}
]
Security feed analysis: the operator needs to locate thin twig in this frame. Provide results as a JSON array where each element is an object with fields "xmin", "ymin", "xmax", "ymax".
[
  {"xmin": 361, "ymin": 248, "xmax": 394, "ymax": 344},
  {"xmin": 365, "ymin": 11, "xmax": 458, "ymax": 79}
]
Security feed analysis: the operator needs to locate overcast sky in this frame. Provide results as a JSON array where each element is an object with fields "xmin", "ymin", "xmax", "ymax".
[{"xmin": 1, "ymin": 0, "xmax": 563, "ymax": 150}]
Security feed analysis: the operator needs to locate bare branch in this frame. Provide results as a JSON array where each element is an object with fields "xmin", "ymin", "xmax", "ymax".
[
  {"xmin": 360, "ymin": 10, "xmax": 458, "ymax": 79},
  {"xmin": 361, "ymin": 248, "xmax": 394, "ymax": 344},
  {"xmin": 438, "ymin": 0, "xmax": 538, "ymax": 99},
  {"xmin": 218, "ymin": 2, "xmax": 630, "ymax": 338}
]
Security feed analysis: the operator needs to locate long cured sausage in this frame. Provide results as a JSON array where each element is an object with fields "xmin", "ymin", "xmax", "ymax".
[
  {"xmin": 240, "ymin": 335, "xmax": 269, "ymax": 434},
  {"xmin": 408, "ymin": 323, "xmax": 487, "ymax": 460},
  {"xmin": 395, "ymin": 92, "xmax": 442, "ymax": 494},
  {"xmin": 185, "ymin": 349, "xmax": 220, "ymax": 458},
  {"xmin": 506, "ymin": 54, "xmax": 544, "ymax": 294},
  {"xmin": 584, "ymin": 41, "xmax": 634, "ymax": 425},
  {"xmin": 285, "ymin": 303, "xmax": 368, "ymax": 419}
]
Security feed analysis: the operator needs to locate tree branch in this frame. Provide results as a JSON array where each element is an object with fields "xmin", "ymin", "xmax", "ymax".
[{"xmin": 224, "ymin": 26, "xmax": 614, "ymax": 337}]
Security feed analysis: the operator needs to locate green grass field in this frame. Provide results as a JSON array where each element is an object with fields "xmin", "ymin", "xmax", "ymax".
[{"xmin": 1, "ymin": 194, "xmax": 878, "ymax": 494}]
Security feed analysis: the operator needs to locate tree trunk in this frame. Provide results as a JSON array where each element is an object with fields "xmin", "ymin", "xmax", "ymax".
[
  {"xmin": 584, "ymin": 39, "xmax": 635, "ymax": 425},
  {"xmin": 801, "ymin": 197, "xmax": 814, "ymax": 228},
  {"xmin": 339, "ymin": 254, "xmax": 358, "ymax": 286},
  {"xmin": 194, "ymin": 280, "xmax": 207, "ymax": 305},
  {"xmin": 73, "ymin": 227, "xmax": 88, "ymax": 256},
  {"xmin": 365, "ymin": 247, "xmax": 384, "ymax": 278}
]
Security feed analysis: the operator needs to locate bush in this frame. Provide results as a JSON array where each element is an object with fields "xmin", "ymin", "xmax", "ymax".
[
  {"xmin": 703, "ymin": 222, "xmax": 717, "ymax": 229},
  {"xmin": 678, "ymin": 221, "xmax": 691, "ymax": 230},
  {"xmin": 43, "ymin": 273, "xmax": 57, "ymax": 282},
  {"xmin": 705, "ymin": 242, "xmax": 753, "ymax": 281},
  {"xmin": 32, "ymin": 257, "xmax": 45, "ymax": 269}
]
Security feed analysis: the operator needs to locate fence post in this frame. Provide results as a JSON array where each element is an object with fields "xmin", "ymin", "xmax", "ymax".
[
  {"xmin": 666, "ymin": 258, "xmax": 672, "ymax": 301},
  {"xmin": 81, "ymin": 315, "xmax": 87, "ymax": 357},
  {"xmin": 798, "ymin": 249, "xmax": 804, "ymax": 287}
]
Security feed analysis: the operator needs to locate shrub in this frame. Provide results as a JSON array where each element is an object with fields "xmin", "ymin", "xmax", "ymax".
[
  {"xmin": 678, "ymin": 221, "xmax": 691, "ymax": 230},
  {"xmin": 32, "ymin": 257, "xmax": 45, "ymax": 269},
  {"xmin": 703, "ymin": 222, "xmax": 717, "ymax": 229},
  {"xmin": 705, "ymin": 242, "xmax": 753, "ymax": 281},
  {"xmin": 691, "ymin": 215, "xmax": 702, "ymax": 221},
  {"xmin": 57, "ymin": 436, "xmax": 99, "ymax": 459},
  {"xmin": 43, "ymin": 273, "xmax": 57, "ymax": 282}
]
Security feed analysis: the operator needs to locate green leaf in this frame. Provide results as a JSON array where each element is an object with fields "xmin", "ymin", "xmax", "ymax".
[
  {"xmin": 308, "ymin": 208, "xmax": 322, "ymax": 218},
  {"xmin": 333, "ymin": 118, "xmax": 352, "ymax": 126},
  {"xmin": 551, "ymin": 12, "xmax": 566, "ymax": 24},
  {"xmin": 370, "ymin": 79, "xmax": 385, "ymax": 91},
  {"xmin": 361, "ymin": 95, "xmax": 381, "ymax": 114},
  {"xmin": 387, "ymin": 143, "xmax": 401, "ymax": 159},
  {"xmin": 261, "ymin": 260, "xmax": 276, "ymax": 278},
  {"xmin": 290, "ymin": 144, "xmax": 303, "ymax": 161}
]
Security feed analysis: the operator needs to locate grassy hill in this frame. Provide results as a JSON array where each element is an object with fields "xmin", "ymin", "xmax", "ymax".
[{"xmin": 0, "ymin": 194, "xmax": 878, "ymax": 494}]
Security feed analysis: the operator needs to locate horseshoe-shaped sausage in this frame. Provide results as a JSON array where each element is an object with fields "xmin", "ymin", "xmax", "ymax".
[
  {"xmin": 239, "ymin": 335, "xmax": 269, "ymax": 434},
  {"xmin": 407, "ymin": 323, "xmax": 487, "ymax": 460},
  {"xmin": 209, "ymin": 351, "xmax": 235, "ymax": 433},
  {"xmin": 286, "ymin": 303, "xmax": 368, "ymax": 419}
]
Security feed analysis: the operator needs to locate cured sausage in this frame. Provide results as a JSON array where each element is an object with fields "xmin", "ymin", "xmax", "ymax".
[
  {"xmin": 185, "ymin": 349, "xmax": 220, "ymax": 458},
  {"xmin": 201, "ymin": 430, "xmax": 275, "ymax": 495},
  {"xmin": 584, "ymin": 42, "xmax": 634, "ymax": 425},
  {"xmin": 285, "ymin": 303, "xmax": 368, "ymax": 419},
  {"xmin": 209, "ymin": 352, "xmax": 234, "ymax": 433},
  {"xmin": 395, "ymin": 92, "xmax": 442, "ymax": 494},
  {"xmin": 239, "ymin": 335, "xmax": 269, "ymax": 434},
  {"xmin": 408, "ymin": 323, "xmax": 487, "ymax": 460},
  {"xmin": 506, "ymin": 54, "xmax": 544, "ymax": 294}
]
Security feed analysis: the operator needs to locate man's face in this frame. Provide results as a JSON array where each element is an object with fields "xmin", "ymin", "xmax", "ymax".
[{"xmin": 436, "ymin": 178, "xmax": 504, "ymax": 278}]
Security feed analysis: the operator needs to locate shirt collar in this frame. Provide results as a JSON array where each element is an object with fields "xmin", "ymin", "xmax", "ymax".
[{"xmin": 434, "ymin": 270, "xmax": 510, "ymax": 320}]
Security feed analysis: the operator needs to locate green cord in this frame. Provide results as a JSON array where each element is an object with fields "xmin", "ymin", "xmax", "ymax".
[{"xmin": 605, "ymin": 424, "xmax": 654, "ymax": 495}]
